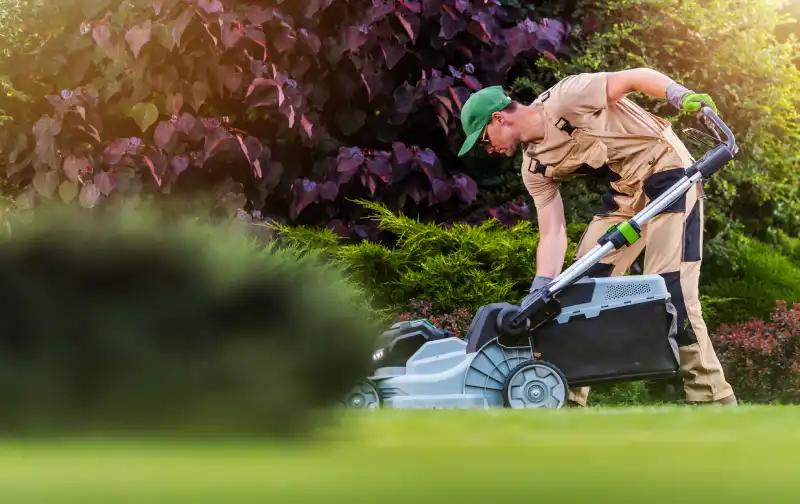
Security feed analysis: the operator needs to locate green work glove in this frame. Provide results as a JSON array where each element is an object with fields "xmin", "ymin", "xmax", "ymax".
[
  {"xmin": 666, "ymin": 83, "xmax": 719, "ymax": 115},
  {"xmin": 682, "ymin": 92, "xmax": 718, "ymax": 114}
]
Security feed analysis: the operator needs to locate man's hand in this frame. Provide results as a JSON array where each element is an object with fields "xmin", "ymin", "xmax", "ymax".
[
  {"xmin": 667, "ymin": 83, "xmax": 719, "ymax": 115},
  {"xmin": 529, "ymin": 275, "xmax": 552, "ymax": 294},
  {"xmin": 681, "ymin": 92, "xmax": 718, "ymax": 114}
]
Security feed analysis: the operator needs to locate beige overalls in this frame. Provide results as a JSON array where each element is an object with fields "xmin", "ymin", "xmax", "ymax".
[{"xmin": 521, "ymin": 72, "xmax": 734, "ymax": 404}]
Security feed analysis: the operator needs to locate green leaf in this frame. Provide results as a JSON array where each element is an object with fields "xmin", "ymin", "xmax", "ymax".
[
  {"xmin": 125, "ymin": 21, "xmax": 153, "ymax": 59},
  {"xmin": 130, "ymin": 102, "xmax": 159, "ymax": 132},
  {"xmin": 33, "ymin": 171, "xmax": 60, "ymax": 199},
  {"xmin": 59, "ymin": 180, "xmax": 79, "ymax": 203},
  {"xmin": 190, "ymin": 81, "xmax": 209, "ymax": 112}
]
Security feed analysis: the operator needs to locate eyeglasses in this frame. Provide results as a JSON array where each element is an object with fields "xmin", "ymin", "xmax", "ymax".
[{"xmin": 478, "ymin": 124, "xmax": 490, "ymax": 144}]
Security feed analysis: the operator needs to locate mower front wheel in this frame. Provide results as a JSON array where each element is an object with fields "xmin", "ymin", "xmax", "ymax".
[
  {"xmin": 502, "ymin": 360, "xmax": 568, "ymax": 409},
  {"xmin": 341, "ymin": 379, "xmax": 381, "ymax": 409}
]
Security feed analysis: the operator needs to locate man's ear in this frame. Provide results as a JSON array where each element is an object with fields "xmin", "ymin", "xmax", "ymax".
[{"xmin": 491, "ymin": 110, "xmax": 505, "ymax": 124}]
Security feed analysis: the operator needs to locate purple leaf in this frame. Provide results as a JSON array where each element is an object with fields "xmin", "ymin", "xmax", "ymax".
[
  {"xmin": 502, "ymin": 25, "xmax": 534, "ymax": 57},
  {"xmin": 508, "ymin": 200, "xmax": 531, "ymax": 218},
  {"xmin": 454, "ymin": 0, "xmax": 470, "ymax": 12},
  {"xmin": 197, "ymin": 0, "xmax": 223, "ymax": 14},
  {"xmin": 246, "ymin": 5, "xmax": 273, "ymax": 24},
  {"xmin": 403, "ymin": 183, "xmax": 426, "ymax": 204},
  {"xmin": 344, "ymin": 26, "xmax": 368, "ymax": 51},
  {"xmin": 143, "ymin": 154, "xmax": 168, "ymax": 186},
  {"xmin": 273, "ymin": 26, "xmax": 297, "ymax": 53},
  {"xmin": 462, "ymin": 75, "xmax": 483, "ymax": 91},
  {"xmin": 416, "ymin": 148, "xmax": 444, "ymax": 182},
  {"xmin": 327, "ymin": 219, "xmax": 353, "ymax": 238},
  {"xmin": 353, "ymin": 225, "xmax": 370, "ymax": 239},
  {"xmin": 171, "ymin": 8, "xmax": 194, "ymax": 47},
  {"xmin": 236, "ymin": 134, "xmax": 263, "ymax": 174},
  {"xmin": 394, "ymin": 12, "xmax": 420, "ymax": 41},
  {"xmin": 489, "ymin": 207, "xmax": 519, "ymax": 226},
  {"xmin": 363, "ymin": 173, "xmax": 378, "ymax": 196},
  {"xmin": 245, "ymin": 26, "xmax": 266, "ymax": 47},
  {"xmin": 299, "ymin": 28, "xmax": 321, "ymax": 54},
  {"xmin": 247, "ymin": 78, "xmax": 283, "ymax": 104},
  {"xmin": 392, "ymin": 142, "xmax": 414, "ymax": 165},
  {"xmin": 102, "ymin": 138, "xmax": 136, "ymax": 165},
  {"xmin": 427, "ymin": 70, "xmax": 454, "ymax": 94},
  {"xmin": 336, "ymin": 146, "xmax": 364, "ymax": 184},
  {"xmin": 369, "ymin": 1, "xmax": 395, "ymax": 23},
  {"xmin": 448, "ymin": 86, "xmax": 472, "ymax": 112},
  {"xmin": 429, "ymin": 177, "xmax": 453, "ymax": 204},
  {"xmin": 440, "ymin": 10, "xmax": 467, "ymax": 39},
  {"xmin": 291, "ymin": 178, "xmax": 320, "ymax": 219},
  {"xmin": 398, "ymin": 0, "xmax": 421, "ymax": 13},
  {"xmin": 453, "ymin": 174, "xmax": 478, "ymax": 204},
  {"xmin": 175, "ymin": 113, "xmax": 197, "ymax": 135},
  {"xmin": 421, "ymin": 0, "xmax": 442, "ymax": 17},
  {"xmin": 319, "ymin": 181, "xmax": 339, "ymax": 201},
  {"xmin": 393, "ymin": 82, "xmax": 416, "ymax": 114},
  {"xmin": 360, "ymin": 71, "xmax": 384, "ymax": 102},
  {"xmin": 221, "ymin": 22, "xmax": 244, "ymax": 49},
  {"xmin": 154, "ymin": 121, "xmax": 176, "ymax": 150},
  {"xmin": 381, "ymin": 42, "xmax": 406, "ymax": 69},
  {"xmin": 366, "ymin": 152, "xmax": 392, "ymax": 183},
  {"xmin": 171, "ymin": 155, "xmax": 189, "ymax": 175},
  {"xmin": 301, "ymin": 113, "xmax": 314, "ymax": 137},
  {"xmin": 94, "ymin": 170, "xmax": 116, "ymax": 196}
]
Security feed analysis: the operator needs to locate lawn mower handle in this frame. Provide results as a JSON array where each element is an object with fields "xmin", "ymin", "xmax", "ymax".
[{"xmin": 497, "ymin": 106, "xmax": 738, "ymax": 342}]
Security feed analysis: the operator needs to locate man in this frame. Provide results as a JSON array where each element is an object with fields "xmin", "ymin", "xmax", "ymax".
[{"xmin": 457, "ymin": 68, "xmax": 737, "ymax": 407}]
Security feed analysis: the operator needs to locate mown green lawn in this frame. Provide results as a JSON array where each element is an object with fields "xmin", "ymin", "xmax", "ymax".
[{"xmin": 0, "ymin": 405, "xmax": 797, "ymax": 503}]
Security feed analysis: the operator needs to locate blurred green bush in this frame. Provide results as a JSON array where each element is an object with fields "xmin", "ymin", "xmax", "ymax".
[{"xmin": 0, "ymin": 206, "xmax": 382, "ymax": 437}]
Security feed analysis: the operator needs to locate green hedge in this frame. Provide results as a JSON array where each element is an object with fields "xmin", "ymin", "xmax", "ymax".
[
  {"xmin": 0, "ymin": 206, "xmax": 382, "ymax": 437},
  {"xmin": 275, "ymin": 200, "xmax": 588, "ymax": 314}
]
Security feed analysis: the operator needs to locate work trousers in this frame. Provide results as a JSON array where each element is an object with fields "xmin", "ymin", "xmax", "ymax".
[{"xmin": 568, "ymin": 169, "xmax": 735, "ymax": 405}]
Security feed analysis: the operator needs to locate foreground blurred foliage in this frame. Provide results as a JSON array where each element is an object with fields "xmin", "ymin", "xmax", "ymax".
[{"xmin": 0, "ymin": 205, "xmax": 382, "ymax": 436}]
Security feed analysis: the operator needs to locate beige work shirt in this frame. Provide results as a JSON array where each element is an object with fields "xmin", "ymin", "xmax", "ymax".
[{"xmin": 521, "ymin": 72, "xmax": 696, "ymax": 211}]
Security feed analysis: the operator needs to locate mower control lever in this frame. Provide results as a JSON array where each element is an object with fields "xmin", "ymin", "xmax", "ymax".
[{"xmin": 496, "ymin": 105, "xmax": 739, "ymax": 343}]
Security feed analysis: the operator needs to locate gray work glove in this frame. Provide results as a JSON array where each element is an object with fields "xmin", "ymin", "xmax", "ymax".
[{"xmin": 529, "ymin": 275, "xmax": 552, "ymax": 294}]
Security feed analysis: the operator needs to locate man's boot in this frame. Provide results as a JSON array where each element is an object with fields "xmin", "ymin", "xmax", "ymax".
[{"xmin": 685, "ymin": 393, "xmax": 738, "ymax": 406}]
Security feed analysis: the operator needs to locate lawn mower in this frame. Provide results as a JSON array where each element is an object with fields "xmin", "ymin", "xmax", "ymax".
[{"xmin": 341, "ymin": 105, "xmax": 738, "ymax": 410}]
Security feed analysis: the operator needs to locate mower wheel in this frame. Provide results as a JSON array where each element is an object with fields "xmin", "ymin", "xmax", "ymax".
[
  {"xmin": 502, "ymin": 360, "xmax": 568, "ymax": 409},
  {"xmin": 341, "ymin": 379, "xmax": 381, "ymax": 409}
]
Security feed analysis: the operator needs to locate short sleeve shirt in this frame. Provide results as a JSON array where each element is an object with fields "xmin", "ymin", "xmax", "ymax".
[{"xmin": 520, "ymin": 72, "xmax": 693, "ymax": 211}]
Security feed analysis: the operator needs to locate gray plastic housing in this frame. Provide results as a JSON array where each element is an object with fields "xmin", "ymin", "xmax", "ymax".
[{"xmin": 370, "ymin": 273, "xmax": 673, "ymax": 410}]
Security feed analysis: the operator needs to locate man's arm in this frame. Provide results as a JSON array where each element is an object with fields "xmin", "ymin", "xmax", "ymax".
[
  {"xmin": 534, "ymin": 191, "xmax": 568, "ymax": 279},
  {"xmin": 605, "ymin": 67, "xmax": 718, "ymax": 113},
  {"xmin": 605, "ymin": 68, "xmax": 674, "ymax": 105}
]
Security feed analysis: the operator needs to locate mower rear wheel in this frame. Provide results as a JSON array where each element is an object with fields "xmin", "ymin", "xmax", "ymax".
[
  {"xmin": 341, "ymin": 379, "xmax": 381, "ymax": 409},
  {"xmin": 502, "ymin": 360, "xmax": 568, "ymax": 409}
]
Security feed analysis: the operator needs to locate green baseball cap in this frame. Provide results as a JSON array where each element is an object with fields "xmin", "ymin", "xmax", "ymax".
[{"xmin": 457, "ymin": 86, "xmax": 512, "ymax": 157}]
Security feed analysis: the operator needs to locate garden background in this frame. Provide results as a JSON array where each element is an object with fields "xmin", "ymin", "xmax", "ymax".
[{"xmin": 1, "ymin": 0, "xmax": 799, "ymax": 407}]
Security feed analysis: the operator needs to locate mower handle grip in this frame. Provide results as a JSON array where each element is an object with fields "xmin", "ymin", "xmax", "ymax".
[
  {"xmin": 699, "ymin": 105, "xmax": 737, "ymax": 155},
  {"xmin": 685, "ymin": 105, "xmax": 738, "ymax": 179}
]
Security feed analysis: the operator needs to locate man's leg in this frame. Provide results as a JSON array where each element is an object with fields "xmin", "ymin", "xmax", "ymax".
[
  {"xmin": 641, "ymin": 175, "xmax": 735, "ymax": 404},
  {"xmin": 565, "ymin": 192, "xmax": 643, "ymax": 406}
]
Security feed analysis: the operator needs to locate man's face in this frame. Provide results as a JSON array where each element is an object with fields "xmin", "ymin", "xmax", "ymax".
[{"xmin": 481, "ymin": 112, "xmax": 520, "ymax": 157}]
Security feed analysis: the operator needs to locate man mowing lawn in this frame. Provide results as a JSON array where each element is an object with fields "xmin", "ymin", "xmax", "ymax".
[{"xmin": 457, "ymin": 68, "xmax": 737, "ymax": 408}]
